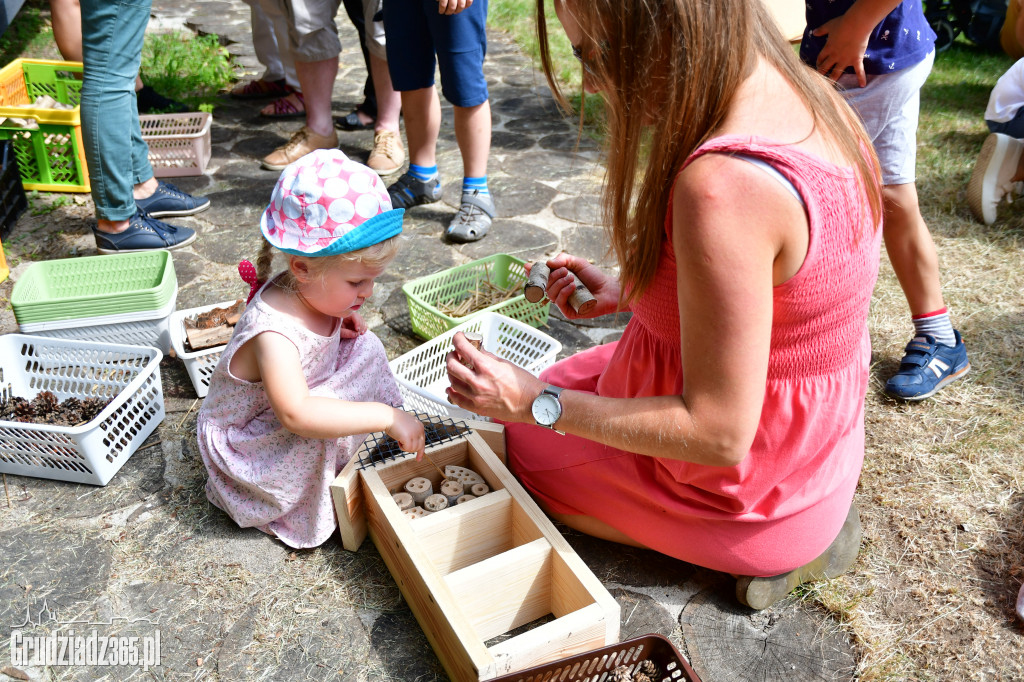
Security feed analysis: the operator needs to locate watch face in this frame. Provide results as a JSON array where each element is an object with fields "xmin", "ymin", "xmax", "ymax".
[{"xmin": 532, "ymin": 393, "xmax": 561, "ymax": 426}]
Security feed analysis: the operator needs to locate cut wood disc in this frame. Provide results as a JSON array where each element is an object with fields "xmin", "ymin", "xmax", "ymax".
[
  {"xmin": 679, "ymin": 587, "xmax": 856, "ymax": 681},
  {"xmin": 470, "ymin": 482, "xmax": 490, "ymax": 497}
]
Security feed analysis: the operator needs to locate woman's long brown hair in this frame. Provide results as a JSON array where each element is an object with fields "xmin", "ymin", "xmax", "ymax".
[{"xmin": 536, "ymin": 0, "xmax": 882, "ymax": 303}]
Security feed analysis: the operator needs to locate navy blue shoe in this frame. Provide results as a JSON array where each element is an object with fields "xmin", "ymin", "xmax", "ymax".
[
  {"xmin": 93, "ymin": 209, "xmax": 197, "ymax": 254},
  {"xmin": 884, "ymin": 331, "xmax": 970, "ymax": 401},
  {"xmin": 135, "ymin": 181, "xmax": 211, "ymax": 218}
]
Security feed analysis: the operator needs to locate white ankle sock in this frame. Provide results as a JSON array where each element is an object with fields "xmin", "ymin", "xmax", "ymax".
[{"xmin": 912, "ymin": 308, "xmax": 956, "ymax": 347}]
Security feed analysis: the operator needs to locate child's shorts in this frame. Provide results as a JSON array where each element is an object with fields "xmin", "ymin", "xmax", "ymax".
[
  {"xmin": 835, "ymin": 50, "xmax": 934, "ymax": 186},
  {"xmin": 383, "ymin": 0, "xmax": 489, "ymax": 108}
]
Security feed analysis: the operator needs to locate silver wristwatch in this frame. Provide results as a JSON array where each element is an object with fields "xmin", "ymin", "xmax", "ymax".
[{"xmin": 531, "ymin": 385, "xmax": 564, "ymax": 435}]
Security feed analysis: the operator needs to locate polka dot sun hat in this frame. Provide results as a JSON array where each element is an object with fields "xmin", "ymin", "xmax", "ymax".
[{"xmin": 260, "ymin": 149, "xmax": 404, "ymax": 256}]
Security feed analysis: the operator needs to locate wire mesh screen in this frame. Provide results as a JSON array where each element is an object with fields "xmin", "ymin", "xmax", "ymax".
[{"xmin": 356, "ymin": 411, "xmax": 469, "ymax": 470}]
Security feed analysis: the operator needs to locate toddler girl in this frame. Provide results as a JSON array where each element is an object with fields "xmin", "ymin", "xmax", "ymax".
[{"xmin": 197, "ymin": 149, "xmax": 425, "ymax": 548}]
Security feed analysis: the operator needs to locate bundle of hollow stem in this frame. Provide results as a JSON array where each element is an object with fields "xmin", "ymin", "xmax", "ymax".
[{"xmin": 437, "ymin": 277, "xmax": 519, "ymax": 318}]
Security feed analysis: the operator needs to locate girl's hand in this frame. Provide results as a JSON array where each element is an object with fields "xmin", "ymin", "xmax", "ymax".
[
  {"xmin": 386, "ymin": 408, "xmax": 426, "ymax": 460},
  {"xmin": 538, "ymin": 253, "xmax": 622, "ymax": 319},
  {"xmin": 445, "ymin": 333, "xmax": 546, "ymax": 422},
  {"xmin": 340, "ymin": 312, "xmax": 368, "ymax": 338}
]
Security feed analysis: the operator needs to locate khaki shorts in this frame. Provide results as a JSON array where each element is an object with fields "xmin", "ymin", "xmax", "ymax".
[
  {"xmin": 266, "ymin": 0, "xmax": 343, "ymax": 62},
  {"xmin": 363, "ymin": 0, "xmax": 386, "ymax": 60}
]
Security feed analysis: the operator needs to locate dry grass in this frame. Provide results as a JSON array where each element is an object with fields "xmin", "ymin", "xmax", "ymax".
[{"xmin": 809, "ymin": 42, "xmax": 1024, "ymax": 680}]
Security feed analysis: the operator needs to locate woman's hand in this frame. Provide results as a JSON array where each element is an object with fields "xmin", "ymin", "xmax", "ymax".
[
  {"xmin": 339, "ymin": 312, "xmax": 368, "ymax": 339},
  {"xmin": 536, "ymin": 253, "xmax": 622, "ymax": 319},
  {"xmin": 386, "ymin": 408, "xmax": 426, "ymax": 460},
  {"xmin": 445, "ymin": 332, "xmax": 547, "ymax": 422}
]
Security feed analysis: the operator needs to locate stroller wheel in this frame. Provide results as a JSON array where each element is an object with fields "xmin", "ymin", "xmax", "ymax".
[{"xmin": 931, "ymin": 18, "xmax": 959, "ymax": 52}]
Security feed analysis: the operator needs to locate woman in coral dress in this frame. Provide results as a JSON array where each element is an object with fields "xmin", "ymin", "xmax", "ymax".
[{"xmin": 444, "ymin": 0, "xmax": 884, "ymax": 609}]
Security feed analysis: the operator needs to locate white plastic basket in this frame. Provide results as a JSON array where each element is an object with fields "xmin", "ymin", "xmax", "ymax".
[
  {"xmin": 169, "ymin": 300, "xmax": 238, "ymax": 398},
  {"xmin": 389, "ymin": 312, "xmax": 562, "ymax": 419},
  {"xmin": 17, "ymin": 287, "xmax": 177, "ymax": 354},
  {"xmin": 0, "ymin": 334, "xmax": 165, "ymax": 486}
]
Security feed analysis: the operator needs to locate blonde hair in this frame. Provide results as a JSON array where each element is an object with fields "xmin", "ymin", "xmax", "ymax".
[
  {"xmin": 255, "ymin": 236, "xmax": 401, "ymax": 289},
  {"xmin": 536, "ymin": 0, "xmax": 883, "ymax": 304}
]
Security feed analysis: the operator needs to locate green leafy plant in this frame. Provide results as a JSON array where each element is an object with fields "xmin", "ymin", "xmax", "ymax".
[
  {"xmin": 26, "ymin": 190, "xmax": 70, "ymax": 217},
  {"xmin": 141, "ymin": 32, "xmax": 234, "ymax": 111}
]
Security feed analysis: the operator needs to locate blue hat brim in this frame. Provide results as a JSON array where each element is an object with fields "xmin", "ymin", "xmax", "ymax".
[{"xmin": 261, "ymin": 207, "xmax": 404, "ymax": 257}]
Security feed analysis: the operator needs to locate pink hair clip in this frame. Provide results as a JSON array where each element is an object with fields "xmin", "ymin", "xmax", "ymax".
[{"xmin": 238, "ymin": 260, "xmax": 264, "ymax": 304}]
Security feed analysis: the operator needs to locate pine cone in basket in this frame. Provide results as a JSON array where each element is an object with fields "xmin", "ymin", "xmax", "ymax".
[
  {"xmin": 13, "ymin": 398, "xmax": 35, "ymax": 422},
  {"xmin": 637, "ymin": 659, "xmax": 659, "ymax": 678},
  {"xmin": 632, "ymin": 673, "xmax": 651, "ymax": 682},
  {"xmin": 80, "ymin": 397, "xmax": 110, "ymax": 422},
  {"xmin": 32, "ymin": 391, "xmax": 60, "ymax": 417},
  {"xmin": 610, "ymin": 666, "xmax": 633, "ymax": 682}
]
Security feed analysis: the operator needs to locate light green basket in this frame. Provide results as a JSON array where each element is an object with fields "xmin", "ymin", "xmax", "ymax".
[
  {"xmin": 402, "ymin": 254, "xmax": 551, "ymax": 340},
  {"xmin": 11, "ymin": 251, "xmax": 177, "ymax": 324}
]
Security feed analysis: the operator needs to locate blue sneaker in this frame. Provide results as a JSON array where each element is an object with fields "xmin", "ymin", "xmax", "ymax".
[
  {"xmin": 884, "ymin": 331, "xmax": 970, "ymax": 401},
  {"xmin": 93, "ymin": 209, "xmax": 197, "ymax": 254},
  {"xmin": 135, "ymin": 180, "xmax": 210, "ymax": 218}
]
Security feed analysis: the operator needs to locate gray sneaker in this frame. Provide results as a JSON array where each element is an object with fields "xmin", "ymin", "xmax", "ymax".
[
  {"xmin": 446, "ymin": 190, "xmax": 494, "ymax": 243},
  {"xmin": 387, "ymin": 172, "xmax": 442, "ymax": 209}
]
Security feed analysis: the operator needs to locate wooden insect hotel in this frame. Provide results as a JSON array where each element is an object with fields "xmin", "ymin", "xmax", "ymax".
[{"xmin": 331, "ymin": 415, "xmax": 620, "ymax": 682}]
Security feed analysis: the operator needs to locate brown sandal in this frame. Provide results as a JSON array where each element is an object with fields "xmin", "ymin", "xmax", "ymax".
[
  {"xmin": 259, "ymin": 91, "xmax": 305, "ymax": 119},
  {"xmin": 230, "ymin": 78, "xmax": 294, "ymax": 100}
]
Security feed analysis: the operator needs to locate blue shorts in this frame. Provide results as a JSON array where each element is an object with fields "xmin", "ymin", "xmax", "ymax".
[{"xmin": 383, "ymin": 0, "xmax": 488, "ymax": 107}]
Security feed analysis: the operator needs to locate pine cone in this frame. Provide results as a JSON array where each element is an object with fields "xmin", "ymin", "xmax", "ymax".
[
  {"xmin": 632, "ymin": 673, "xmax": 651, "ymax": 682},
  {"xmin": 32, "ymin": 390, "xmax": 59, "ymax": 416},
  {"xmin": 13, "ymin": 398, "xmax": 35, "ymax": 422},
  {"xmin": 610, "ymin": 666, "xmax": 633, "ymax": 682},
  {"xmin": 638, "ymin": 659, "xmax": 659, "ymax": 677},
  {"xmin": 80, "ymin": 397, "xmax": 109, "ymax": 422}
]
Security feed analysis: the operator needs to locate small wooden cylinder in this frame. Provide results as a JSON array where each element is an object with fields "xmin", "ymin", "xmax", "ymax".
[
  {"xmin": 524, "ymin": 262, "xmax": 550, "ymax": 303},
  {"xmin": 424, "ymin": 493, "xmax": 449, "ymax": 512},
  {"xmin": 455, "ymin": 331, "xmax": 484, "ymax": 368},
  {"xmin": 402, "ymin": 506, "xmax": 429, "ymax": 519},
  {"xmin": 392, "ymin": 492, "xmax": 414, "ymax": 511},
  {"xmin": 455, "ymin": 494, "xmax": 476, "ymax": 505},
  {"xmin": 404, "ymin": 477, "xmax": 433, "ymax": 506},
  {"xmin": 440, "ymin": 479, "xmax": 464, "ymax": 506},
  {"xmin": 568, "ymin": 282, "xmax": 597, "ymax": 315},
  {"xmin": 470, "ymin": 483, "xmax": 490, "ymax": 497}
]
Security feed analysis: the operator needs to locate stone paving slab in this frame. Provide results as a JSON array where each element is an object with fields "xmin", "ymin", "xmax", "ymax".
[{"xmin": 0, "ymin": 2, "xmax": 857, "ymax": 680}]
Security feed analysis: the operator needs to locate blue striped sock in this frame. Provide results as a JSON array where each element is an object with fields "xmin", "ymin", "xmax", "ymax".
[
  {"xmin": 463, "ymin": 176, "xmax": 489, "ymax": 196},
  {"xmin": 408, "ymin": 163, "xmax": 438, "ymax": 182}
]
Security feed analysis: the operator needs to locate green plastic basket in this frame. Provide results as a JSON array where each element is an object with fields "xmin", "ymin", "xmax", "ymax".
[
  {"xmin": 402, "ymin": 254, "xmax": 550, "ymax": 340},
  {"xmin": 11, "ymin": 251, "xmax": 177, "ymax": 324},
  {"xmin": 0, "ymin": 59, "xmax": 89, "ymax": 193}
]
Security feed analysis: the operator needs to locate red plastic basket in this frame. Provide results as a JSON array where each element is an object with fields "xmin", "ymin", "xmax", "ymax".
[{"xmin": 492, "ymin": 634, "xmax": 702, "ymax": 682}]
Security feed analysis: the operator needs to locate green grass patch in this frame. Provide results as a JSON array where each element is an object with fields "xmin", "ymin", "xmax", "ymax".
[
  {"xmin": 489, "ymin": 0, "xmax": 605, "ymax": 130},
  {"xmin": 140, "ymin": 32, "xmax": 234, "ymax": 112},
  {"xmin": 0, "ymin": 0, "xmax": 55, "ymax": 66}
]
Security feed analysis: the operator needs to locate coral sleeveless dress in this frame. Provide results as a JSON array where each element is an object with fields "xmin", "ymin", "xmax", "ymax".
[
  {"xmin": 197, "ymin": 277, "xmax": 402, "ymax": 549},
  {"xmin": 504, "ymin": 136, "xmax": 882, "ymax": 576}
]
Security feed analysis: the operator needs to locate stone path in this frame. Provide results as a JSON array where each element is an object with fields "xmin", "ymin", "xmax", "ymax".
[{"xmin": 0, "ymin": 2, "xmax": 857, "ymax": 680}]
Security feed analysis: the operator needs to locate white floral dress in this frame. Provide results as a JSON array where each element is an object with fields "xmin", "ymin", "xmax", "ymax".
[{"xmin": 197, "ymin": 279, "xmax": 401, "ymax": 548}]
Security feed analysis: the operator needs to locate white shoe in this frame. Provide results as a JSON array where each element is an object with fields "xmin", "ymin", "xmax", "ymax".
[{"xmin": 967, "ymin": 132, "xmax": 1024, "ymax": 225}]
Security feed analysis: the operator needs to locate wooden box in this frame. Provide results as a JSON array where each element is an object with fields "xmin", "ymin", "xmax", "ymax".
[{"xmin": 331, "ymin": 421, "xmax": 620, "ymax": 681}]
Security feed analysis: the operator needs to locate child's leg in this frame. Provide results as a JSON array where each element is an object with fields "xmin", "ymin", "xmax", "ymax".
[
  {"xmin": 882, "ymin": 182, "xmax": 945, "ymax": 317},
  {"xmin": 433, "ymin": 0, "xmax": 493, "ymax": 241},
  {"xmin": 454, "ymin": 100, "xmax": 491, "ymax": 179},
  {"xmin": 402, "ymin": 86, "xmax": 441, "ymax": 168}
]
